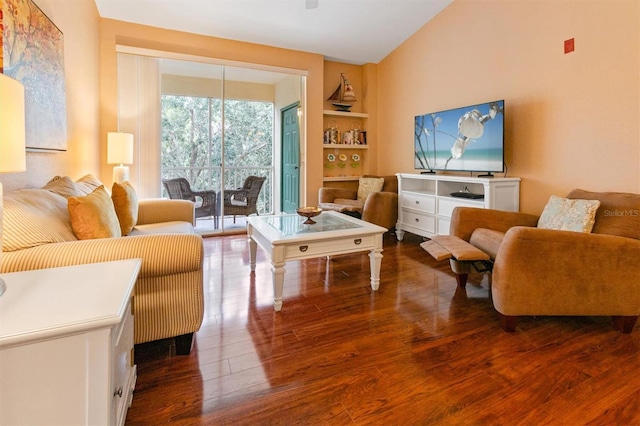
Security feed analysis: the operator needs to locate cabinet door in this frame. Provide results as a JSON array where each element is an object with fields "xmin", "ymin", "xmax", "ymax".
[
  {"xmin": 113, "ymin": 300, "xmax": 136, "ymax": 425},
  {"xmin": 0, "ymin": 330, "xmax": 111, "ymax": 425}
]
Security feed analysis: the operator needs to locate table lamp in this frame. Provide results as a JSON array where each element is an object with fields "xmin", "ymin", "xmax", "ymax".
[
  {"xmin": 0, "ymin": 74, "xmax": 27, "ymax": 297},
  {"xmin": 107, "ymin": 131, "xmax": 134, "ymax": 183}
]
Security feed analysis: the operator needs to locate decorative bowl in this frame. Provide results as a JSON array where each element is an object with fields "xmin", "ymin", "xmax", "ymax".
[{"xmin": 296, "ymin": 207, "xmax": 322, "ymax": 224}]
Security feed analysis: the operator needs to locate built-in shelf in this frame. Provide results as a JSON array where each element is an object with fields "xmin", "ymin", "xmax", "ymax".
[
  {"xmin": 323, "ymin": 110, "xmax": 368, "ymax": 118},
  {"xmin": 323, "ymin": 144, "xmax": 368, "ymax": 149},
  {"xmin": 323, "ymin": 110, "xmax": 369, "ymax": 180},
  {"xmin": 323, "ymin": 176, "xmax": 361, "ymax": 182}
]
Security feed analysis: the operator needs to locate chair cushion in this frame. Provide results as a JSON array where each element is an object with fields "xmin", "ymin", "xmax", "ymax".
[
  {"xmin": 333, "ymin": 198, "xmax": 365, "ymax": 212},
  {"xmin": 130, "ymin": 221, "xmax": 194, "ymax": 235},
  {"xmin": 68, "ymin": 186, "xmax": 122, "ymax": 240},
  {"xmin": 112, "ymin": 181, "xmax": 139, "ymax": 236},
  {"xmin": 469, "ymin": 228, "xmax": 505, "ymax": 260},
  {"xmin": 318, "ymin": 202, "xmax": 349, "ymax": 212},
  {"xmin": 567, "ymin": 189, "xmax": 640, "ymax": 240},
  {"xmin": 357, "ymin": 177, "xmax": 384, "ymax": 201},
  {"xmin": 537, "ymin": 195, "xmax": 600, "ymax": 233}
]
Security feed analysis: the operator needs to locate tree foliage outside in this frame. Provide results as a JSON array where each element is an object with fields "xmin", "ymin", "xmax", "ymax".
[{"xmin": 161, "ymin": 95, "xmax": 274, "ymax": 215}]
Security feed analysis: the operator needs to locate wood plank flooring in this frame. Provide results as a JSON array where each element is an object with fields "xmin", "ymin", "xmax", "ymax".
[{"xmin": 125, "ymin": 232, "xmax": 640, "ymax": 425}]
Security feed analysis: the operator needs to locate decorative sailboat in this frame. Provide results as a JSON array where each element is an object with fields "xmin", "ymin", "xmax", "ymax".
[{"xmin": 327, "ymin": 73, "xmax": 357, "ymax": 112}]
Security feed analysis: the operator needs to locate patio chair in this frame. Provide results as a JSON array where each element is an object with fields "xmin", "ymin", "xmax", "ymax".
[
  {"xmin": 221, "ymin": 176, "xmax": 266, "ymax": 223},
  {"xmin": 162, "ymin": 178, "xmax": 217, "ymax": 226}
]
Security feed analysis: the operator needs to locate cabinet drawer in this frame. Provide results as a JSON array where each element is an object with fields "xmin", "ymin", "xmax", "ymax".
[
  {"xmin": 284, "ymin": 235, "xmax": 374, "ymax": 260},
  {"xmin": 401, "ymin": 210, "xmax": 436, "ymax": 233},
  {"xmin": 401, "ymin": 193, "xmax": 436, "ymax": 213},
  {"xmin": 437, "ymin": 198, "xmax": 482, "ymax": 218}
]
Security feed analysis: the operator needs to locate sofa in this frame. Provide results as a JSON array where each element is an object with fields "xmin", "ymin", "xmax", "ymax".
[
  {"xmin": 1, "ymin": 175, "xmax": 204, "ymax": 354},
  {"xmin": 318, "ymin": 175, "xmax": 398, "ymax": 230},
  {"xmin": 425, "ymin": 189, "xmax": 640, "ymax": 333}
]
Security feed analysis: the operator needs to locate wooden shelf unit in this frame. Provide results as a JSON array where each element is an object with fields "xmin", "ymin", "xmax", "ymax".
[{"xmin": 323, "ymin": 111, "xmax": 369, "ymax": 182}]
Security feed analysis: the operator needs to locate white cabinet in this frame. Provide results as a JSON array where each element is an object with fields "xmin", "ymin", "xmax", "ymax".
[
  {"xmin": 0, "ymin": 259, "xmax": 141, "ymax": 426},
  {"xmin": 323, "ymin": 110, "xmax": 368, "ymax": 182},
  {"xmin": 396, "ymin": 173, "xmax": 521, "ymax": 240}
]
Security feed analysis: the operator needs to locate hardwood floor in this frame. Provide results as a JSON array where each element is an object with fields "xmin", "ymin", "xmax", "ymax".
[{"xmin": 125, "ymin": 232, "xmax": 640, "ymax": 425}]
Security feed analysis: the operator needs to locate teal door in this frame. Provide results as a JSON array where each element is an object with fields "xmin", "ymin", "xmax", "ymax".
[{"xmin": 281, "ymin": 103, "xmax": 300, "ymax": 213}]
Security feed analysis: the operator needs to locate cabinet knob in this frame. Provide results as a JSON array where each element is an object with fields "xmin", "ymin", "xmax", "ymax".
[
  {"xmin": 114, "ymin": 386, "xmax": 123, "ymax": 398},
  {"xmin": 415, "ymin": 218, "xmax": 420, "ymax": 223},
  {"xmin": 299, "ymin": 245, "xmax": 308, "ymax": 252},
  {"xmin": 415, "ymin": 200, "xmax": 420, "ymax": 205},
  {"xmin": 354, "ymin": 238, "xmax": 362, "ymax": 245}
]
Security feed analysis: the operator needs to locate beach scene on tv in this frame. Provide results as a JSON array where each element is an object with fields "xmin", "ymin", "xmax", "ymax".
[{"xmin": 414, "ymin": 100, "xmax": 505, "ymax": 173}]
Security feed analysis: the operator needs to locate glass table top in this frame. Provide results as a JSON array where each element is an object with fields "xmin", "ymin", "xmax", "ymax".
[{"xmin": 263, "ymin": 212, "xmax": 362, "ymax": 236}]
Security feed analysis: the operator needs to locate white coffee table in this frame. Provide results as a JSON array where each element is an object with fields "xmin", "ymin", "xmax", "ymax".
[{"xmin": 247, "ymin": 211, "xmax": 387, "ymax": 311}]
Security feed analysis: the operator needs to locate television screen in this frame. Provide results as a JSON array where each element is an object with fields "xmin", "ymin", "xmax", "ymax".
[{"xmin": 414, "ymin": 100, "xmax": 505, "ymax": 174}]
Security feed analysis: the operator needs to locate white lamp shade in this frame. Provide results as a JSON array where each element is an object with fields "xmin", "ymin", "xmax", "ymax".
[
  {"xmin": 0, "ymin": 74, "xmax": 26, "ymax": 173},
  {"xmin": 107, "ymin": 132, "xmax": 134, "ymax": 165}
]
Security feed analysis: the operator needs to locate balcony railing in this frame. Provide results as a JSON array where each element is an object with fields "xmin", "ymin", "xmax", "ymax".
[{"xmin": 162, "ymin": 166, "xmax": 274, "ymax": 216}]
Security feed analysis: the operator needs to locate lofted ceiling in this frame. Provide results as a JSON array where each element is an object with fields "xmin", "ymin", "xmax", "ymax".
[{"xmin": 94, "ymin": 0, "xmax": 453, "ymax": 65}]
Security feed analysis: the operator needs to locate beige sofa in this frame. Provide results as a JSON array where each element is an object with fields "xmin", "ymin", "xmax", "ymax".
[{"xmin": 1, "ymin": 175, "xmax": 204, "ymax": 354}]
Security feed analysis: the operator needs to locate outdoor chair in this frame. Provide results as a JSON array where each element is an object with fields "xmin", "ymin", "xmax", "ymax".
[
  {"xmin": 221, "ymin": 176, "xmax": 266, "ymax": 223},
  {"xmin": 163, "ymin": 178, "xmax": 217, "ymax": 226}
]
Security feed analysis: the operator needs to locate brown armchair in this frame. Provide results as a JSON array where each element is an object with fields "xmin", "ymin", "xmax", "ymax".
[
  {"xmin": 445, "ymin": 189, "xmax": 640, "ymax": 333},
  {"xmin": 221, "ymin": 175, "xmax": 266, "ymax": 223},
  {"xmin": 318, "ymin": 175, "xmax": 398, "ymax": 230},
  {"xmin": 162, "ymin": 178, "xmax": 217, "ymax": 222}
]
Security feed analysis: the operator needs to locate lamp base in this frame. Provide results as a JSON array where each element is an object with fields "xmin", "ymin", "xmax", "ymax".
[{"xmin": 113, "ymin": 165, "xmax": 130, "ymax": 184}]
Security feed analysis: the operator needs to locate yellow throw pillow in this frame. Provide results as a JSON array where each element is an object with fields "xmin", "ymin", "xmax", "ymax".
[
  {"xmin": 68, "ymin": 186, "xmax": 122, "ymax": 240},
  {"xmin": 357, "ymin": 177, "xmax": 385, "ymax": 201},
  {"xmin": 111, "ymin": 181, "xmax": 138, "ymax": 236}
]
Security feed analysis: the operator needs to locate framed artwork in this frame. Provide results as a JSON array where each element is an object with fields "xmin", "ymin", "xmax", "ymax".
[{"xmin": 1, "ymin": 0, "xmax": 67, "ymax": 152}]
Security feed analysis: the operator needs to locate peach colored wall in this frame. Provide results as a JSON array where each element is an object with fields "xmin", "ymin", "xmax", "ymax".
[
  {"xmin": 99, "ymin": 19, "xmax": 325, "ymax": 205},
  {"xmin": 0, "ymin": 0, "xmax": 100, "ymax": 192},
  {"xmin": 377, "ymin": 0, "xmax": 639, "ymax": 214}
]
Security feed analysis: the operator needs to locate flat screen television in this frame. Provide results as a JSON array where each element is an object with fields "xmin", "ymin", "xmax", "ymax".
[{"xmin": 414, "ymin": 99, "xmax": 505, "ymax": 175}]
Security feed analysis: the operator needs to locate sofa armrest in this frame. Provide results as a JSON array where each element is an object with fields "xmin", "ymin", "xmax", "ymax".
[
  {"xmin": 1, "ymin": 234, "xmax": 203, "ymax": 279},
  {"xmin": 493, "ymin": 227, "xmax": 640, "ymax": 316},
  {"xmin": 137, "ymin": 198, "xmax": 195, "ymax": 226},
  {"xmin": 450, "ymin": 207, "xmax": 539, "ymax": 241},
  {"xmin": 362, "ymin": 191, "xmax": 398, "ymax": 230}
]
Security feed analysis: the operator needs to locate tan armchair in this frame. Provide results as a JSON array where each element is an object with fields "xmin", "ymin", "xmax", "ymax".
[
  {"xmin": 318, "ymin": 175, "xmax": 398, "ymax": 230},
  {"xmin": 432, "ymin": 189, "xmax": 640, "ymax": 333}
]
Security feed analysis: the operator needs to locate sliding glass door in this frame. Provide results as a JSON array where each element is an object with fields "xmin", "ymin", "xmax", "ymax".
[{"xmin": 117, "ymin": 53, "xmax": 302, "ymax": 234}]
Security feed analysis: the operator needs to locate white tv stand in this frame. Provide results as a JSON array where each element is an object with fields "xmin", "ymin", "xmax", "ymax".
[{"xmin": 395, "ymin": 173, "xmax": 521, "ymax": 240}]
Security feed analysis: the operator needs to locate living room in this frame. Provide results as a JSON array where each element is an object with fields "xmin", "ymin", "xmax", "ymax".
[
  {"xmin": 0, "ymin": 0, "xmax": 637, "ymax": 204},
  {"xmin": 0, "ymin": 0, "xmax": 639, "ymax": 424}
]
